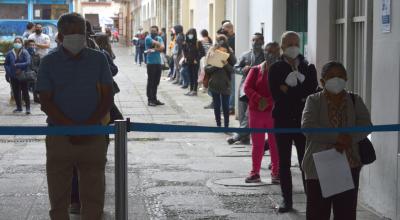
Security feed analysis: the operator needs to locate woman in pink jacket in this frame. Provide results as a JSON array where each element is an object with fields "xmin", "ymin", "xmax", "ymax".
[{"xmin": 244, "ymin": 42, "xmax": 281, "ymax": 184}]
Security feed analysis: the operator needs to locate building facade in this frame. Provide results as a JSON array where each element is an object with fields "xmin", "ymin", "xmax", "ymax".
[
  {"xmin": 74, "ymin": 0, "xmax": 120, "ymax": 32},
  {"xmin": 0, "ymin": 0, "xmax": 73, "ymax": 22},
  {"xmin": 0, "ymin": 0, "xmax": 74, "ymax": 44}
]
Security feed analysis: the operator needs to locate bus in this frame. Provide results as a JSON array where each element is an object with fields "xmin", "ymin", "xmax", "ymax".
[{"xmin": 0, "ymin": 0, "xmax": 74, "ymax": 47}]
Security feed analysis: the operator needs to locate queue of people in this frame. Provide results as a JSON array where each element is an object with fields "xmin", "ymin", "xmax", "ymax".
[
  {"xmin": 3, "ymin": 12, "xmax": 373, "ymax": 220},
  {"xmin": 130, "ymin": 22, "xmax": 372, "ymax": 219}
]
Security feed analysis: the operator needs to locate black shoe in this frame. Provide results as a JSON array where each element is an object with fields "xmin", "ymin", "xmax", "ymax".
[
  {"xmin": 155, "ymin": 100, "xmax": 165, "ymax": 105},
  {"xmin": 69, "ymin": 203, "xmax": 81, "ymax": 214},
  {"xmin": 188, "ymin": 91, "xmax": 197, "ymax": 96},
  {"xmin": 240, "ymin": 138, "xmax": 251, "ymax": 145},
  {"xmin": 264, "ymin": 141, "xmax": 269, "ymax": 151},
  {"xmin": 13, "ymin": 109, "xmax": 23, "ymax": 113},
  {"xmin": 277, "ymin": 201, "xmax": 293, "ymax": 213},
  {"xmin": 227, "ymin": 137, "xmax": 236, "ymax": 145},
  {"xmin": 148, "ymin": 101, "xmax": 157, "ymax": 107}
]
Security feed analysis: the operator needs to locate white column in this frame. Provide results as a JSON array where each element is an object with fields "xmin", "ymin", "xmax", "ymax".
[
  {"xmin": 307, "ymin": 0, "xmax": 335, "ymax": 73},
  {"xmin": 234, "ymin": 0, "xmax": 249, "ymax": 58},
  {"xmin": 360, "ymin": 1, "xmax": 400, "ymax": 219},
  {"xmin": 271, "ymin": 0, "xmax": 286, "ymax": 43}
]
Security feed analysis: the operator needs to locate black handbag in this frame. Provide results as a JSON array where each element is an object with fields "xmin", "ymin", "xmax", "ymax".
[
  {"xmin": 16, "ymin": 68, "xmax": 36, "ymax": 82},
  {"xmin": 358, "ymin": 138, "xmax": 376, "ymax": 165},
  {"xmin": 350, "ymin": 93, "xmax": 376, "ymax": 165}
]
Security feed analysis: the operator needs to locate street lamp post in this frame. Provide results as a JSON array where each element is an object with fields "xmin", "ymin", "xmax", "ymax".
[{"xmin": 261, "ymin": 22, "xmax": 265, "ymax": 35}]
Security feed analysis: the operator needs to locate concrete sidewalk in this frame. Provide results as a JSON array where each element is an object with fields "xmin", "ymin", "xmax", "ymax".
[{"xmin": 0, "ymin": 45, "xmax": 386, "ymax": 220}]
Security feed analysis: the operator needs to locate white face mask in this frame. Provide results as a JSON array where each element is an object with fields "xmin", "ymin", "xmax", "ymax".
[
  {"xmin": 284, "ymin": 46, "xmax": 300, "ymax": 59},
  {"xmin": 324, "ymin": 77, "xmax": 346, "ymax": 94},
  {"xmin": 62, "ymin": 34, "xmax": 87, "ymax": 55},
  {"xmin": 188, "ymin": 34, "xmax": 194, "ymax": 40}
]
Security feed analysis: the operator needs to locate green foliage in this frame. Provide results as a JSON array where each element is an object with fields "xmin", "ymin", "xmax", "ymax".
[{"xmin": 0, "ymin": 41, "xmax": 13, "ymax": 54}]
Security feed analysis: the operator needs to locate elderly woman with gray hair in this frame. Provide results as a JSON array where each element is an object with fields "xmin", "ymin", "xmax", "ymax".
[{"xmin": 301, "ymin": 61, "xmax": 372, "ymax": 220}]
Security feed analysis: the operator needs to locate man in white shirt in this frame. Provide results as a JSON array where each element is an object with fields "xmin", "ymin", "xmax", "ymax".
[{"xmin": 28, "ymin": 23, "xmax": 50, "ymax": 58}]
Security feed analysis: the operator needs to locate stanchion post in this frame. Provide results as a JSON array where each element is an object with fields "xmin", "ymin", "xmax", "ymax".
[{"xmin": 115, "ymin": 120, "xmax": 128, "ymax": 220}]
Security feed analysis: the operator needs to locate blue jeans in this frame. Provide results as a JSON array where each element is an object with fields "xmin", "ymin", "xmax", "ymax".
[
  {"xmin": 180, "ymin": 65, "xmax": 189, "ymax": 87},
  {"xmin": 211, "ymin": 92, "xmax": 230, "ymax": 127},
  {"xmin": 135, "ymin": 47, "xmax": 144, "ymax": 64},
  {"xmin": 229, "ymin": 72, "xmax": 235, "ymax": 110}
]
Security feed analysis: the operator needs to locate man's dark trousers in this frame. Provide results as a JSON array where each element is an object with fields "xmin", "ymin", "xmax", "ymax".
[{"xmin": 147, "ymin": 64, "xmax": 162, "ymax": 102}]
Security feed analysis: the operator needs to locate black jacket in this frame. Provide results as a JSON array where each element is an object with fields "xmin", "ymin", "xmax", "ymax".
[
  {"xmin": 268, "ymin": 55, "xmax": 318, "ymax": 123},
  {"xmin": 183, "ymin": 41, "xmax": 205, "ymax": 65}
]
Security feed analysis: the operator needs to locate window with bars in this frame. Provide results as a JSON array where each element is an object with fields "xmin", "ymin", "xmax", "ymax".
[{"xmin": 335, "ymin": 0, "xmax": 372, "ymax": 109}]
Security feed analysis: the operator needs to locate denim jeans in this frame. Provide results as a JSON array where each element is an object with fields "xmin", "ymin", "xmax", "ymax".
[
  {"xmin": 229, "ymin": 72, "xmax": 235, "ymax": 110},
  {"xmin": 211, "ymin": 92, "xmax": 230, "ymax": 127},
  {"xmin": 187, "ymin": 63, "xmax": 200, "ymax": 91},
  {"xmin": 135, "ymin": 47, "xmax": 144, "ymax": 64},
  {"xmin": 180, "ymin": 65, "xmax": 189, "ymax": 87}
]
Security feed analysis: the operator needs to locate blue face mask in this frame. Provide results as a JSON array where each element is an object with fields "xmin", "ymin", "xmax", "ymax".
[
  {"xmin": 27, "ymin": 47, "xmax": 36, "ymax": 55},
  {"xmin": 13, "ymin": 43, "xmax": 22, "ymax": 49}
]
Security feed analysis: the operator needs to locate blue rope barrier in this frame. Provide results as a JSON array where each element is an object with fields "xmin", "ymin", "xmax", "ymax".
[
  {"xmin": 130, "ymin": 123, "xmax": 400, "ymax": 134},
  {"xmin": 0, "ymin": 123, "xmax": 399, "ymax": 136},
  {"xmin": 0, "ymin": 125, "xmax": 115, "ymax": 136}
]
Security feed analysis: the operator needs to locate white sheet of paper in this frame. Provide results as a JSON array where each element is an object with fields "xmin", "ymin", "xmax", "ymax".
[{"xmin": 313, "ymin": 149, "xmax": 354, "ymax": 198}]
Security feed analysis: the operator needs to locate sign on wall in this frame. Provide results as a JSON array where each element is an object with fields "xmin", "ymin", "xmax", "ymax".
[{"xmin": 381, "ymin": 0, "xmax": 391, "ymax": 33}]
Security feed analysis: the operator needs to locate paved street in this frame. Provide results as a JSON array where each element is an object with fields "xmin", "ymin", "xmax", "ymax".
[{"xmin": 0, "ymin": 45, "xmax": 384, "ymax": 220}]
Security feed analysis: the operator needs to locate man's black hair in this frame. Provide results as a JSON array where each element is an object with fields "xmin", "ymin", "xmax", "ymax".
[
  {"xmin": 27, "ymin": 22, "xmax": 34, "ymax": 30},
  {"xmin": 57, "ymin": 13, "xmax": 86, "ymax": 35},
  {"xmin": 265, "ymin": 41, "xmax": 279, "ymax": 48},
  {"xmin": 24, "ymin": 39, "xmax": 35, "ymax": 47},
  {"xmin": 151, "ymin": 25, "xmax": 159, "ymax": 32},
  {"xmin": 217, "ymin": 28, "xmax": 224, "ymax": 35},
  {"xmin": 253, "ymin": 32, "xmax": 264, "ymax": 41}
]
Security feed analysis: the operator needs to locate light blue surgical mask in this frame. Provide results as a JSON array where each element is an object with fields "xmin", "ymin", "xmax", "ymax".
[{"xmin": 13, "ymin": 43, "xmax": 22, "ymax": 49}]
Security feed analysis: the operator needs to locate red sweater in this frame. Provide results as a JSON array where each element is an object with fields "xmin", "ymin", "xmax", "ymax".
[{"xmin": 244, "ymin": 65, "xmax": 274, "ymax": 112}]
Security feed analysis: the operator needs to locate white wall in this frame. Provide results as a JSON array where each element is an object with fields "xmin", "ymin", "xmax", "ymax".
[
  {"xmin": 307, "ymin": 0, "xmax": 335, "ymax": 74},
  {"xmin": 249, "ymin": 0, "xmax": 271, "ymax": 45},
  {"xmin": 225, "ymin": 0, "xmax": 235, "ymax": 23},
  {"xmin": 190, "ymin": 0, "xmax": 209, "ymax": 35},
  {"xmin": 359, "ymin": 1, "xmax": 400, "ymax": 219}
]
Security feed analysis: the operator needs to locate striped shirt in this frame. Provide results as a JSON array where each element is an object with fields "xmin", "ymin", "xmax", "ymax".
[{"xmin": 201, "ymin": 39, "xmax": 212, "ymax": 54}]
